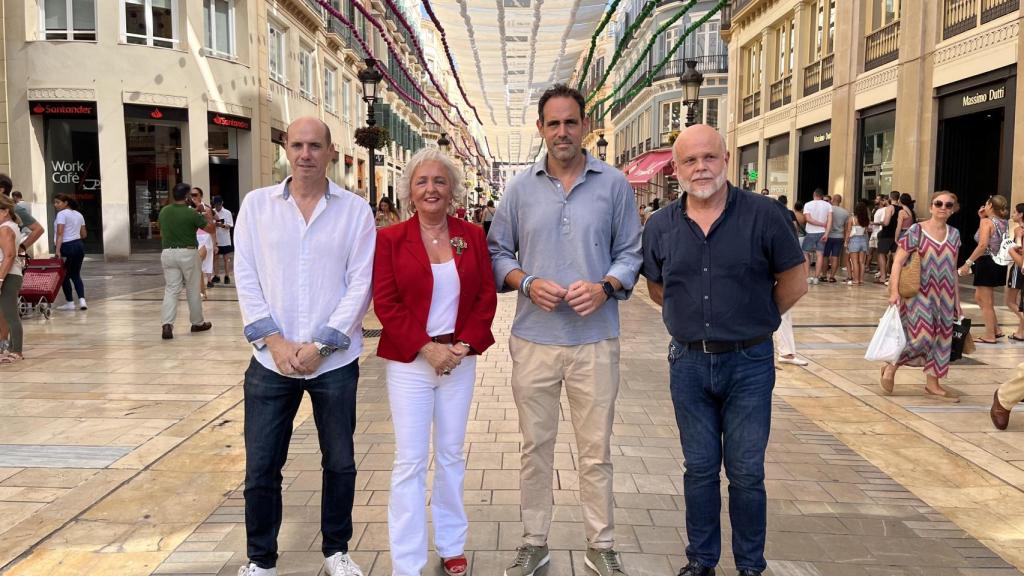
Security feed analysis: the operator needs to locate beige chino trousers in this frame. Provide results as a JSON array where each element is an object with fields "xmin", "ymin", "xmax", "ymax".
[
  {"xmin": 510, "ymin": 334, "xmax": 619, "ymax": 550},
  {"xmin": 997, "ymin": 362, "xmax": 1024, "ymax": 410},
  {"xmin": 161, "ymin": 248, "xmax": 205, "ymax": 327}
]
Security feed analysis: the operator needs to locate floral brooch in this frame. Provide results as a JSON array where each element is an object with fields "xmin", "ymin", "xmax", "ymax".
[{"xmin": 450, "ymin": 236, "xmax": 467, "ymax": 255}]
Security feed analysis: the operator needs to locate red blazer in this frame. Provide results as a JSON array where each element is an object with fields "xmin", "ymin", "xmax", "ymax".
[{"xmin": 373, "ymin": 213, "xmax": 497, "ymax": 363}]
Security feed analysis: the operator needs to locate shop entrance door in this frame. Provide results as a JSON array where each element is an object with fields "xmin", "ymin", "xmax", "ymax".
[
  {"xmin": 798, "ymin": 146, "xmax": 830, "ymax": 203},
  {"xmin": 209, "ymin": 159, "xmax": 239, "ymax": 215},
  {"xmin": 126, "ymin": 121, "xmax": 183, "ymax": 252},
  {"xmin": 937, "ymin": 109, "xmax": 1004, "ymax": 264}
]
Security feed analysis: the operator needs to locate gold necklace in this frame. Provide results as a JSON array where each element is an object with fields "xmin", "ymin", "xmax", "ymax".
[{"xmin": 420, "ymin": 222, "xmax": 449, "ymax": 245}]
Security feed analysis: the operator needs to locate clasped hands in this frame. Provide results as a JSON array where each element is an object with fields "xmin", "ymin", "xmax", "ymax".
[
  {"xmin": 266, "ymin": 334, "xmax": 328, "ymax": 376},
  {"xmin": 421, "ymin": 341, "xmax": 471, "ymax": 376},
  {"xmin": 527, "ymin": 278, "xmax": 608, "ymax": 316}
]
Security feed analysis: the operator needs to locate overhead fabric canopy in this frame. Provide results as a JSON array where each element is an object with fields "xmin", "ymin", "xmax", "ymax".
[
  {"xmin": 626, "ymin": 150, "xmax": 674, "ymax": 186},
  {"xmin": 430, "ymin": 0, "xmax": 608, "ymax": 165}
]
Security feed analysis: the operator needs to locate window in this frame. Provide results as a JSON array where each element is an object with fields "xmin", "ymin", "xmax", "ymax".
[
  {"xmin": 744, "ymin": 38, "xmax": 763, "ymax": 95},
  {"xmin": 775, "ymin": 19, "xmax": 795, "ymax": 79},
  {"xmin": 122, "ymin": 0, "xmax": 178, "ymax": 48},
  {"xmin": 705, "ymin": 98, "xmax": 719, "ymax": 129},
  {"xmin": 269, "ymin": 24, "xmax": 286, "ymax": 83},
  {"xmin": 811, "ymin": 0, "xmax": 836, "ymax": 60},
  {"xmin": 203, "ymin": 0, "xmax": 234, "ymax": 58},
  {"xmin": 342, "ymin": 79, "xmax": 352, "ymax": 120},
  {"xmin": 661, "ymin": 101, "xmax": 681, "ymax": 136},
  {"xmin": 324, "ymin": 66, "xmax": 337, "ymax": 113},
  {"xmin": 41, "ymin": 0, "xmax": 96, "ymax": 40},
  {"xmin": 869, "ymin": 0, "xmax": 900, "ymax": 31},
  {"xmin": 299, "ymin": 46, "xmax": 315, "ymax": 99}
]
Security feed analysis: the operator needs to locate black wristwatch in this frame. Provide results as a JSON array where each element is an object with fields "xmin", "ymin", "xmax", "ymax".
[{"xmin": 601, "ymin": 281, "xmax": 615, "ymax": 299}]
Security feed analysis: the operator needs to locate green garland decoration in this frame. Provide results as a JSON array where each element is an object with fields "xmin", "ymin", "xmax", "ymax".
[
  {"xmin": 596, "ymin": 0, "xmax": 727, "ymax": 122},
  {"xmin": 575, "ymin": 0, "xmax": 628, "ymax": 92},
  {"xmin": 587, "ymin": 0, "xmax": 699, "ymax": 106},
  {"xmin": 584, "ymin": 0, "xmax": 661, "ymax": 105}
]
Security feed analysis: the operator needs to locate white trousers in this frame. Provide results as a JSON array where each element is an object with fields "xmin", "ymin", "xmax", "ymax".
[
  {"xmin": 774, "ymin": 310, "xmax": 796, "ymax": 357},
  {"xmin": 387, "ymin": 355, "xmax": 476, "ymax": 576}
]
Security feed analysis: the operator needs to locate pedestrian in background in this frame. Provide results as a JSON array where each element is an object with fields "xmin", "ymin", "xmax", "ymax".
[
  {"xmin": 0, "ymin": 194, "xmax": 24, "ymax": 364},
  {"xmin": 846, "ymin": 201, "xmax": 871, "ymax": 285},
  {"xmin": 802, "ymin": 189, "xmax": 832, "ymax": 284},
  {"xmin": 991, "ymin": 242, "xmax": 1024, "ymax": 429},
  {"xmin": 52, "ymin": 194, "xmax": 88, "ymax": 311},
  {"xmin": 158, "ymin": 182, "xmax": 214, "ymax": 340},
  {"xmin": 211, "ymin": 196, "xmax": 234, "ymax": 285},
  {"xmin": 375, "ymin": 196, "xmax": 400, "ymax": 228},
  {"xmin": 482, "ymin": 199, "xmax": 496, "ymax": 234},
  {"xmin": 1006, "ymin": 203, "xmax": 1024, "ymax": 341},
  {"xmin": 489, "ymin": 84, "xmax": 642, "ymax": 576},
  {"xmin": 823, "ymin": 194, "xmax": 849, "ymax": 283},
  {"xmin": 959, "ymin": 195, "xmax": 1010, "ymax": 343},
  {"xmin": 233, "ymin": 117, "xmax": 374, "ymax": 576},
  {"xmin": 196, "ymin": 203, "xmax": 216, "ymax": 298},
  {"xmin": 373, "ymin": 148, "xmax": 497, "ymax": 576},
  {"xmin": 0, "ymin": 176, "xmax": 43, "ymax": 361}
]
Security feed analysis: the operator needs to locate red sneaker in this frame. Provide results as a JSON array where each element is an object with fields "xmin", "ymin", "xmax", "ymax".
[{"xmin": 442, "ymin": 555, "xmax": 468, "ymax": 575}]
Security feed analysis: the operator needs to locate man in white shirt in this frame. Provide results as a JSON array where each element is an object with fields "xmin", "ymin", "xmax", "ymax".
[
  {"xmin": 801, "ymin": 188, "xmax": 833, "ymax": 285},
  {"xmin": 233, "ymin": 117, "xmax": 375, "ymax": 576},
  {"xmin": 210, "ymin": 196, "xmax": 234, "ymax": 285}
]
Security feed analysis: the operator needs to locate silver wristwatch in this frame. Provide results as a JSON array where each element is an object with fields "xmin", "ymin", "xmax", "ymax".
[{"xmin": 315, "ymin": 342, "xmax": 338, "ymax": 358}]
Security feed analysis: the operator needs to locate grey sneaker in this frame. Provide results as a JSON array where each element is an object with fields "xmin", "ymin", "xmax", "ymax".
[
  {"xmin": 585, "ymin": 548, "xmax": 627, "ymax": 575},
  {"xmin": 504, "ymin": 544, "xmax": 550, "ymax": 576},
  {"xmin": 237, "ymin": 563, "xmax": 277, "ymax": 576}
]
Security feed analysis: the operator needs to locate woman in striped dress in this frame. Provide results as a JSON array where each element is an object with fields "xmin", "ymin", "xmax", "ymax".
[{"xmin": 880, "ymin": 191, "xmax": 962, "ymax": 402}]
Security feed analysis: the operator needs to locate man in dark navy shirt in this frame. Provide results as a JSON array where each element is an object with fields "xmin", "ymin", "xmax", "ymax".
[{"xmin": 640, "ymin": 125, "xmax": 806, "ymax": 576}]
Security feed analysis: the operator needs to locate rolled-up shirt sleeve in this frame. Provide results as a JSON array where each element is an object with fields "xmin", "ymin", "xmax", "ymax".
[
  {"xmin": 487, "ymin": 185, "xmax": 521, "ymax": 293},
  {"xmin": 234, "ymin": 193, "xmax": 280, "ymax": 344},
  {"xmin": 605, "ymin": 178, "xmax": 643, "ymax": 297},
  {"xmin": 314, "ymin": 204, "xmax": 376, "ymax": 349}
]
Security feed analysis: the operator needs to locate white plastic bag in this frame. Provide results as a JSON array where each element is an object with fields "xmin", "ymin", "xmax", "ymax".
[{"xmin": 865, "ymin": 305, "xmax": 907, "ymax": 363}]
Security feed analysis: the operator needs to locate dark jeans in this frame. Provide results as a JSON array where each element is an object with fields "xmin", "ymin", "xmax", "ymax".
[
  {"xmin": 668, "ymin": 339, "xmax": 775, "ymax": 573},
  {"xmin": 60, "ymin": 239, "xmax": 85, "ymax": 302},
  {"xmin": 243, "ymin": 358, "xmax": 359, "ymax": 569}
]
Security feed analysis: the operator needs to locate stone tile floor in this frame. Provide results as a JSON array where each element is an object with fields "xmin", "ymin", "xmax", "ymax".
[{"xmin": 2, "ymin": 256, "xmax": 1024, "ymax": 575}]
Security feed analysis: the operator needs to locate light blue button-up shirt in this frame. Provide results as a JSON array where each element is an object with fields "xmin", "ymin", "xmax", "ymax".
[{"xmin": 488, "ymin": 152, "xmax": 642, "ymax": 346}]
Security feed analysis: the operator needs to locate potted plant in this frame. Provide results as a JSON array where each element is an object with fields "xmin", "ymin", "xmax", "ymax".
[{"xmin": 355, "ymin": 126, "xmax": 391, "ymax": 150}]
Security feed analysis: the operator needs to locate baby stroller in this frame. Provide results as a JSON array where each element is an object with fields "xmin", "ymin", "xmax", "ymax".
[{"xmin": 18, "ymin": 257, "xmax": 66, "ymax": 319}]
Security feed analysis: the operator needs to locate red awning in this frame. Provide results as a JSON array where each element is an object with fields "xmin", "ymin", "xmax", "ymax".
[
  {"xmin": 620, "ymin": 156, "xmax": 642, "ymax": 176},
  {"xmin": 626, "ymin": 150, "xmax": 674, "ymax": 186}
]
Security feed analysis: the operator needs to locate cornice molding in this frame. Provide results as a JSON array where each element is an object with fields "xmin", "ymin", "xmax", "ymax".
[
  {"xmin": 27, "ymin": 87, "xmax": 96, "ymax": 101},
  {"xmin": 796, "ymin": 90, "xmax": 832, "ymax": 115},
  {"xmin": 935, "ymin": 20, "xmax": 1019, "ymax": 65},
  {"xmin": 855, "ymin": 65, "xmax": 899, "ymax": 94},
  {"xmin": 208, "ymin": 100, "xmax": 253, "ymax": 118},
  {"xmin": 122, "ymin": 91, "xmax": 189, "ymax": 108}
]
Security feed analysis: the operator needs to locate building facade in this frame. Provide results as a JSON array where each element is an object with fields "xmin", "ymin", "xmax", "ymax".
[
  {"xmin": 723, "ymin": 0, "xmax": 1022, "ymax": 256},
  {"xmin": 2, "ymin": 0, "xmax": 452, "ymax": 258},
  {"xmin": 608, "ymin": 0, "xmax": 730, "ymax": 207}
]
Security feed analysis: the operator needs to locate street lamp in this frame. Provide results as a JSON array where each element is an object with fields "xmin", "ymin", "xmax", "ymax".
[
  {"xmin": 680, "ymin": 59, "xmax": 705, "ymax": 127},
  {"xmin": 437, "ymin": 132, "xmax": 450, "ymax": 149},
  {"xmin": 596, "ymin": 133, "xmax": 608, "ymax": 161},
  {"xmin": 474, "ymin": 184, "xmax": 483, "ymax": 204},
  {"xmin": 358, "ymin": 58, "xmax": 383, "ymax": 207}
]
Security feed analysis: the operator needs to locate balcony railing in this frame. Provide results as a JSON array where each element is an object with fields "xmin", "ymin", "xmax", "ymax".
[
  {"xmin": 652, "ymin": 55, "xmax": 729, "ymax": 83},
  {"xmin": 803, "ymin": 54, "xmax": 834, "ymax": 95},
  {"xmin": 742, "ymin": 91, "xmax": 761, "ymax": 121},
  {"xmin": 769, "ymin": 75, "xmax": 792, "ymax": 110},
  {"xmin": 944, "ymin": 0, "xmax": 1018, "ymax": 39},
  {"xmin": 865, "ymin": 20, "xmax": 900, "ymax": 70}
]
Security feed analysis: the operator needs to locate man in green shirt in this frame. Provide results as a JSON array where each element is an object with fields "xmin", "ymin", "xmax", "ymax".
[{"xmin": 158, "ymin": 182, "xmax": 215, "ymax": 339}]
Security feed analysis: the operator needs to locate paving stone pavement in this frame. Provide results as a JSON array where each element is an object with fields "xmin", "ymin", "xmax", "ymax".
[{"xmin": 149, "ymin": 291, "xmax": 1023, "ymax": 576}]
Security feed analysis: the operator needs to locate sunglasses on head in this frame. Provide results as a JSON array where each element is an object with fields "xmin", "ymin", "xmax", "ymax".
[{"xmin": 933, "ymin": 200, "xmax": 955, "ymax": 209}]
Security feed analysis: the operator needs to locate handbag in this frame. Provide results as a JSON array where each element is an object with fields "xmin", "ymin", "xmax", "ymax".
[
  {"xmin": 951, "ymin": 318, "xmax": 972, "ymax": 362},
  {"xmin": 897, "ymin": 225, "xmax": 923, "ymax": 299}
]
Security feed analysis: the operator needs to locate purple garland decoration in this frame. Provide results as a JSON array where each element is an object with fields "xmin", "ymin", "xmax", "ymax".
[{"xmin": 420, "ymin": 0, "xmax": 486, "ymax": 126}]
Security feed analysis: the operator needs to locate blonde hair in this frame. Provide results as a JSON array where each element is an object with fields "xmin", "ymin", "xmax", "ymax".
[
  {"xmin": 931, "ymin": 191, "xmax": 958, "ymax": 205},
  {"xmin": 988, "ymin": 194, "xmax": 1010, "ymax": 219},
  {"xmin": 397, "ymin": 148, "xmax": 466, "ymax": 216},
  {"xmin": 0, "ymin": 194, "xmax": 21, "ymax": 227}
]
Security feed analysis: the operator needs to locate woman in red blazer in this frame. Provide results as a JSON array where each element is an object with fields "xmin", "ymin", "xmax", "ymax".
[{"xmin": 373, "ymin": 148, "xmax": 497, "ymax": 576}]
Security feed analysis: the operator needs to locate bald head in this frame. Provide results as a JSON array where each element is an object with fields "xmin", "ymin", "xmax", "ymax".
[
  {"xmin": 286, "ymin": 116, "xmax": 332, "ymax": 147},
  {"xmin": 672, "ymin": 124, "xmax": 727, "ymax": 165}
]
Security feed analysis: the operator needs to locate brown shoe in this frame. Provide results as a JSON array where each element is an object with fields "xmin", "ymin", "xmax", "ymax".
[
  {"xmin": 161, "ymin": 324, "xmax": 173, "ymax": 340},
  {"xmin": 190, "ymin": 322, "xmax": 212, "ymax": 333},
  {"xmin": 991, "ymin": 390, "xmax": 1011, "ymax": 430}
]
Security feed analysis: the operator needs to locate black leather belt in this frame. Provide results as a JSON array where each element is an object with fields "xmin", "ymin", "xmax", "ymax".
[
  {"xmin": 682, "ymin": 334, "xmax": 771, "ymax": 354},
  {"xmin": 431, "ymin": 333, "xmax": 455, "ymax": 344}
]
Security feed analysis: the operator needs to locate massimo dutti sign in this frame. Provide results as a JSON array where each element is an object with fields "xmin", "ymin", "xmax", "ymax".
[{"xmin": 940, "ymin": 79, "xmax": 1014, "ymax": 118}]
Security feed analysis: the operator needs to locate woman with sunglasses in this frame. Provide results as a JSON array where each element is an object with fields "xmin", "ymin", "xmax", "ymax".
[
  {"xmin": 958, "ymin": 194, "xmax": 1010, "ymax": 343},
  {"xmin": 882, "ymin": 192, "xmax": 962, "ymax": 402}
]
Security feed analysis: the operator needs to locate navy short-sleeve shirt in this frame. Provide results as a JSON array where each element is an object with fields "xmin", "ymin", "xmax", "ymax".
[{"xmin": 640, "ymin": 185, "xmax": 805, "ymax": 343}]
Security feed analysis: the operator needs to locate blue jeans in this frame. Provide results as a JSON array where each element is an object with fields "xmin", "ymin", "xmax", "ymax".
[
  {"xmin": 668, "ymin": 339, "xmax": 775, "ymax": 573},
  {"xmin": 243, "ymin": 358, "xmax": 358, "ymax": 569},
  {"xmin": 60, "ymin": 239, "xmax": 85, "ymax": 302}
]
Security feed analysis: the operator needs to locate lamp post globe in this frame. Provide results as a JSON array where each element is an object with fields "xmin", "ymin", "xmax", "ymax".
[
  {"xmin": 679, "ymin": 59, "xmax": 705, "ymax": 127},
  {"xmin": 437, "ymin": 132, "xmax": 450, "ymax": 149},
  {"xmin": 596, "ymin": 133, "xmax": 609, "ymax": 161}
]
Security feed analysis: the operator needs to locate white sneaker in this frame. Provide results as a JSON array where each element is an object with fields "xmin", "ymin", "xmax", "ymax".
[
  {"xmin": 237, "ymin": 563, "xmax": 277, "ymax": 576},
  {"xmin": 778, "ymin": 355, "xmax": 809, "ymax": 366},
  {"xmin": 810, "ymin": 277, "xmax": 820, "ymax": 285},
  {"xmin": 324, "ymin": 552, "xmax": 363, "ymax": 576},
  {"xmin": 56, "ymin": 302, "xmax": 76, "ymax": 311},
  {"xmin": 79, "ymin": 298, "xmax": 88, "ymax": 310}
]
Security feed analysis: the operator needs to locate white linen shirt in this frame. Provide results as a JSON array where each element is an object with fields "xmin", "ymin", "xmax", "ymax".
[
  {"xmin": 234, "ymin": 177, "xmax": 376, "ymax": 379},
  {"xmin": 214, "ymin": 207, "xmax": 234, "ymax": 247}
]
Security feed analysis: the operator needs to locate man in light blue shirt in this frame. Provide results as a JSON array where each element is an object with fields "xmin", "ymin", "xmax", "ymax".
[{"xmin": 488, "ymin": 84, "xmax": 642, "ymax": 576}]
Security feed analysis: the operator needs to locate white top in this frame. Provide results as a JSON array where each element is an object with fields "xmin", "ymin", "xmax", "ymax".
[
  {"xmin": 426, "ymin": 259, "xmax": 460, "ymax": 337},
  {"xmin": 871, "ymin": 207, "xmax": 886, "ymax": 239},
  {"xmin": 197, "ymin": 229, "xmax": 214, "ymax": 274},
  {"xmin": 234, "ymin": 177, "xmax": 376, "ymax": 379},
  {"xmin": 0, "ymin": 221, "xmax": 22, "ymax": 276},
  {"xmin": 214, "ymin": 207, "xmax": 234, "ymax": 247},
  {"xmin": 54, "ymin": 209, "xmax": 85, "ymax": 244},
  {"xmin": 803, "ymin": 200, "xmax": 832, "ymax": 234}
]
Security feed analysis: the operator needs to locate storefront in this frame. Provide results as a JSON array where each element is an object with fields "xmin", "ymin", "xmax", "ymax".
[
  {"xmin": 737, "ymin": 143, "xmax": 759, "ymax": 191},
  {"xmin": 935, "ymin": 65, "xmax": 1016, "ymax": 261},
  {"xmin": 857, "ymin": 102, "xmax": 896, "ymax": 203},
  {"xmin": 765, "ymin": 135, "xmax": 790, "ymax": 197},
  {"xmin": 271, "ymin": 127, "xmax": 290, "ymax": 184},
  {"xmin": 207, "ymin": 112, "xmax": 250, "ymax": 216},
  {"xmin": 125, "ymin": 104, "xmax": 187, "ymax": 252},
  {"xmin": 30, "ymin": 100, "xmax": 104, "ymax": 253},
  {"xmin": 798, "ymin": 121, "xmax": 831, "ymax": 202}
]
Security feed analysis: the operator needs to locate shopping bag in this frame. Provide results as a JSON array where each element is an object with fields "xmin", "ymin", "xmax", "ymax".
[
  {"xmin": 865, "ymin": 305, "xmax": 907, "ymax": 363},
  {"xmin": 993, "ymin": 231, "xmax": 1016, "ymax": 266},
  {"xmin": 951, "ymin": 318, "xmax": 972, "ymax": 362}
]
